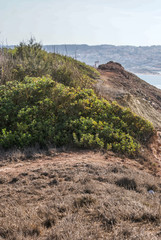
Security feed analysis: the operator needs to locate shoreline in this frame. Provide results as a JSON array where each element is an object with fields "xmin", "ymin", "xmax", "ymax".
[{"xmin": 133, "ymin": 72, "xmax": 161, "ymax": 76}]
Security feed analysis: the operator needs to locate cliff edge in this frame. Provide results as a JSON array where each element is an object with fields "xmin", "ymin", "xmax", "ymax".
[
  {"xmin": 96, "ymin": 61, "xmax": 161, "ymax": 162},
  {"xmin": 96, "ymin": 61, "xmax": 161, "ymax": 129}
]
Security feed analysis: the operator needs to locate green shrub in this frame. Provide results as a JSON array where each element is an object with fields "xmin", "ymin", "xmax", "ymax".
[{"xmin": 0, "ymin": 76, "xmax": 155, "ymax": 155}]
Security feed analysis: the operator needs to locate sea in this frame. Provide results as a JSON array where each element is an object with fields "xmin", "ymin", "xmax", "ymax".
[{"xmin": 136, "ymin": 74, "xmax": 161, "ymax": 90}]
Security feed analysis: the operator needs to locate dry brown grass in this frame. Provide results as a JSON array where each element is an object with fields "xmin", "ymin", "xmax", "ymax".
[
  {"xmin": 0, "ymin": 150, "xmax": 161, "ymax": 239},
  {"xmin": 0, "ymin": 150, "xmax": 161, "ymax": 240},
  {"xmin": 0, "ymin": 50, "xmax": 15, "ymax": 85}
]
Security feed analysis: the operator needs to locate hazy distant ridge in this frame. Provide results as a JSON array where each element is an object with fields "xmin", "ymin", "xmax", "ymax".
[{"xmin": 43, "ymin": 44, "xmax": 161, "ymax": 74}]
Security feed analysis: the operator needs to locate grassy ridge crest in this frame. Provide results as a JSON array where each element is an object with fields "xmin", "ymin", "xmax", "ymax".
[{"xmin": 0, "ymin": 39, "xmax": 99, "ymax": 88}]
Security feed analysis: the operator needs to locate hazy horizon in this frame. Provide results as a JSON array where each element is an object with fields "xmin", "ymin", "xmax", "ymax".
[{"xmin": 4, "ymin": 43, "xmax": 161, "ymax": 48}]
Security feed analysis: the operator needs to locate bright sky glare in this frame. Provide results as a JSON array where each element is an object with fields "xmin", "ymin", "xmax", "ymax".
[{"xmin": 1, "ymin": 0, "xmax": 161, "ymax": 46}]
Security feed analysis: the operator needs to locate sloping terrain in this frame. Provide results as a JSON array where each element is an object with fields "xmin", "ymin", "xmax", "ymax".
[
  {"xmin": 0, "ymin": 150, "xmax": 161, "ymax": 240},
  {"xmin": 95, "ymin": 62, "xmax": 161, "ymax": 163},
  {"xmin": 96, "ymin": 61, "xmax": 161, "ymax": 130},
  {"xmin": 0, "ymin": 42, "xmax": 161, "ymax": 240}
]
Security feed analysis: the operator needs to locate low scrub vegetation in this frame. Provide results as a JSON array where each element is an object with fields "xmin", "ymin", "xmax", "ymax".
[{"xmin": 0, "ymin": 75, "xmax": 154, "ymax": 155}]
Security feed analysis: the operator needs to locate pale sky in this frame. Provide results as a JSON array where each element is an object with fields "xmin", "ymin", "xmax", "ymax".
[{"xmin": 1, "ymin": 0, "xmax": 161, "ymax": 46}]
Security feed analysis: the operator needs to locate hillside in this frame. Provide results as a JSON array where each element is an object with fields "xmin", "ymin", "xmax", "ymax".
[
  {"xmin": 95, "ymin": 61, "xmax": 161, "ymax": 161},
  {"xmin": 0, "ymin": 41, "xmax": 155, "ymax": 157},
  {"xmin": 0, "ymin": 41, "xmax": 161, "ymax": 240},
  {"xmin": 0, "ymin": 149, "xmax": 161, "ymax": 240},
  {"xmin": 96, "ymin": 61, "xmax": 161, "ymax": 130},
  {"xmin": 44, "ymin": 44, "xmax": 161, "ymax": 74}
]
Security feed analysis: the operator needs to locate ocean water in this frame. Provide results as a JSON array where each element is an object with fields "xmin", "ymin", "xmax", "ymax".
[{"xmin": 136, "ymin": 74, "xmax": 161, "ymax": 90}]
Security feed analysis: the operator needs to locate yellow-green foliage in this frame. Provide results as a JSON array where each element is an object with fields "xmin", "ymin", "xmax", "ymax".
[{"xmin": 0, "ymin": 76, "xmax": 155, "ymax": 155}]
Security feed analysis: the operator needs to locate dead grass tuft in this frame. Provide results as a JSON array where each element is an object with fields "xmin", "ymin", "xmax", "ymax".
[
  {"xmin": 130, "ymin": 212, "xmax": 160, "ymax": 224},
  {"xmin": 115, "ymin": 177, "xmax": 137, "ymax": 191},
  {"xmin": 73, "ymin": 195, "xmax": 96, "ymax": 209}
]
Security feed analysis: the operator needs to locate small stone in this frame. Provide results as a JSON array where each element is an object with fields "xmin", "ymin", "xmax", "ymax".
[{"xmin": 148, "ymin": 190, "xmax": 155, "ymax": 194}]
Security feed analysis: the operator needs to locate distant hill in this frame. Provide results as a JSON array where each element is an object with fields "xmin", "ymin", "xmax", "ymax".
[{"xmin": 43, "ymin": 44, "xmax": 161, "ymax": 74}]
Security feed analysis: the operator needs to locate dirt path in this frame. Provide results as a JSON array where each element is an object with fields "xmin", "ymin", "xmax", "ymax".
[
  {"xmin": 0, "ymin": 150, "xmax": 160, "ymax": 178},
  {"xmin": 0, "ymin": 151, "xmax": 107, "ymax": 175}
]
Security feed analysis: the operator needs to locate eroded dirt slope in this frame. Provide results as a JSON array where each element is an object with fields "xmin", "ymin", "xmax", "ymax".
[{"xmin": 96, "ymin": 61, "xmax": 161, "ymax": 129}]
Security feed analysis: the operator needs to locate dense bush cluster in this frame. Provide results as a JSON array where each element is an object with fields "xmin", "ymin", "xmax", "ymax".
[{"xmin": 0, "ymin": 76, "xmax": 154, "ymax": 155}]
